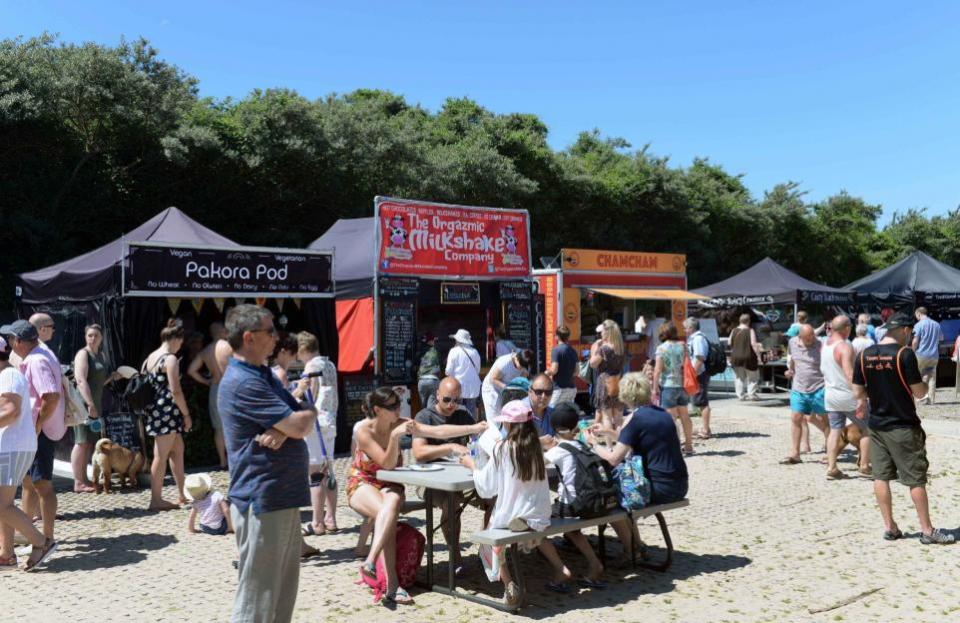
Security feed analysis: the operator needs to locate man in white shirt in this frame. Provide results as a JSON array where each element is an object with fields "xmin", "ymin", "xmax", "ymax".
[{"xmin": 445, "ymin": 329, "xmax": 481, "ymax": 417}]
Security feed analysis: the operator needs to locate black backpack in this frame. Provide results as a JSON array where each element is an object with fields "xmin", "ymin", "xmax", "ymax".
[
  {"xmin": 558, "ymin": 442, "xmax": 621, "ymax": 519},
  {"xmin": 123, "ymin": 355, "xmax": 165, "ymax": 411},
  {"xmin": 705, "ymin": 340, "xmax": 727, "ymax": 376}
]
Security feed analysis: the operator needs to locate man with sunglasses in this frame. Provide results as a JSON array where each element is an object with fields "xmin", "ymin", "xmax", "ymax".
[
  {"xmin": 525, "ymin": 373, "xmax": 558, "ymax": 448},
  {"xmin": 412, "ymin": 376, "xmax": 488, "ymax": 573}
]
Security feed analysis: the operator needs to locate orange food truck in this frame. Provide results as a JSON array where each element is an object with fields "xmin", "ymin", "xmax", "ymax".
[{"xmin": 534, "ymin": 248, "xmax": 705, "ymax": 379}]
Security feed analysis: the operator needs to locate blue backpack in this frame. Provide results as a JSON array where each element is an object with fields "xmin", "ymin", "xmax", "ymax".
[{"xmin": 614, "ymin": 455, "xmax": 651, "ymax": 510}]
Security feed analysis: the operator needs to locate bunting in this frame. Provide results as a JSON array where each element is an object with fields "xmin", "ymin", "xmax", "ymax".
[{"xmin": 166, "ymin": 298, "xmax": 181, "ymax": 315}]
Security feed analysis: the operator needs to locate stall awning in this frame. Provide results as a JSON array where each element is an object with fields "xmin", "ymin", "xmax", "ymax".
[{"xmin": 588, "ymin": 288, "xmax": 707, "ymax": 301}]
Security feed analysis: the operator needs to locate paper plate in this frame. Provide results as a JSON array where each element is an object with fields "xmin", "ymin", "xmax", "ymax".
[{"xmin": 408, "ymin": 464, "xmax": 444, "ymax": 472}]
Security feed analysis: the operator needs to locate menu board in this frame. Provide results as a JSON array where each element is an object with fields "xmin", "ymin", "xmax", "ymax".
[
  {"xmin": 500, "ymin": 281, "xmax": 533, "ymax": 301},
  {"xmin": 382, "ymin": 300, "xmax": 416, "ymax": 383},
  {"xmin": 343, "ymin": 375, "xmax": 378, "ymax": 429},
  {"xmin": 380, "ymin": 277, "xmax": 419, "ymax": 299},
  {"xmin": 534, "ymin": 294, "xmax": 546, "ymax": 372},
  {"xmin": 504, "ymin": 300, "xmax": 533, "ymax": 351},
  {"xmin": 441, "ymin": 282, "xmax": 481, "ymax": 304},
  {"xmin": 104, "ymin": 411, "xmax": 143, "ymax": 453}
]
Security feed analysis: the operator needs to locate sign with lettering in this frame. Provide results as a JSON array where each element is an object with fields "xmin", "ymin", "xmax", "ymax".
[
  {"xmin": 104, "ymin": 411, "xmax": 143, "ymax": 453},
  {"xmin": 375, "ymin": 197, "xmax": 531, "ymax": 279},
  {"xmin": 561, "ymin": 248, "xmax": 686, "ymax": 275},
  {"xmin": 500, "ymin": 281, "xmax": 533, "ymax": 301},
  {"xmin": 441, "ymin": 282, "xmax": 481, "ymax": 305},
  {"xmin": 379, "ymin": 277, "xmax": 419, "ymax": 299},
  {"xmin": 124, "ymin": 243, "xmax": 334, "ymax": 298},
  {"xmin": 503, "ymin": 300, "xmax": 533, "ymax": 350},
  {"xmin": 799, "ymin": 289, "xmax": 855, "ymax": 305},
  {"xmin": 381, "ymin": 300, "xmax": 416, "ymax": 383}
]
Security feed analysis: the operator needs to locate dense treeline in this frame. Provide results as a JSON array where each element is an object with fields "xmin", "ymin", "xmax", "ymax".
[{"xmin": 3, "ymin": 34, "xmax": 959, "ymax": 309}]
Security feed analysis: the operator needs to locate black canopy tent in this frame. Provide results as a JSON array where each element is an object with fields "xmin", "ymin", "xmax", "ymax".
[
  {"xmin": 846, "ymin": 251, "xmax": 960, "ymax": 313},
  {"xmin": 693, "ymin": 257, "xmax": 855, "ymax": 316},
  {"xmin": 17, "ymin": 207, "xmax": 337, "ymax": 371}
]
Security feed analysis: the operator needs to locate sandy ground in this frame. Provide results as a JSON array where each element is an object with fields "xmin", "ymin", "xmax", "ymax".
[{"xmin": 3, "ymin": 390, "xmax": 960, "ymax": 622}]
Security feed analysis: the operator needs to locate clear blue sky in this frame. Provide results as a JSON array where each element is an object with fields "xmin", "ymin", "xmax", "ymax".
[{"xmin": 4, "ymin": 1, "xmax": 959, "ymax": 222}]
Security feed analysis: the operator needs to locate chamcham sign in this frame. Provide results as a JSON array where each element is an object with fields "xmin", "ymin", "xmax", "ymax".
[{"xmin": 376, "ymin": 198, "xmax": 531, "ymax": 279}]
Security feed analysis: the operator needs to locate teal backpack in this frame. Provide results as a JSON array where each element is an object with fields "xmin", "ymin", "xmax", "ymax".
[{"xmin": 614, "ymin": 455, "xmax": 651, "ymax": 510}]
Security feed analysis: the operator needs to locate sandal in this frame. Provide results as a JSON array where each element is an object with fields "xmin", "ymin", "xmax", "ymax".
[
  {"xmin": 324, "ymin": 519, "xmax": 339, "ymax": 533},
  {"xmin": 504, "ymin": 581, "xmax": 522, "ymax": 607},
  {"xmin": 682, "ymin": 447, "xmax": 695, "ymax": 457},
  {"xmin": 778, "ymin": 456, "xmax": 802, "ymax": 465},
  {"xmin": 392, "ymin": 587, "xmax": 414, "ymax": 604},
  {"xmin": 300, "ymin": 546, "xmax": 321, "ymax": 560},
  {"xmin": 883, "ymin": 529, "xmax": 904, "ymax": 541},
  {"xmin": 578, "ymin": 576, "xmax": 607, "ymax": 589},
  {"xmin": 545, "ymin": 580, "xmax": 571, "ymax": 594},
  {"xmin": 21, "ymin": 538, "xmax": 57, "ymax": 572},
  {"xmin": 0, "ymin": 555, "xmax": 17, "ymax": 571},
  {"xmin": 360, "ymin": 562, "xmax": 378, "ymax": 581},
  {"xmin": 302, "ymin": 522, "xmax": 324, "ymax": 537}
]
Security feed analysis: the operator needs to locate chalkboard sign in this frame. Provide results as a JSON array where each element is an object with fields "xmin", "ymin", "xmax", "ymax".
[
  {"xmin": 380, "ymin": 277, "xmax": 419, "ymax": 299},
  {"xmin": 103, "ymin": 411, "xmax": 143, "ymax": 453},
  {"xmin": 441, "ymin": 282, "xmax": 480, "ymax": 305},
  {"xmin": 500, "ymin": 281, "xmax": 533, "ymax": 301},
  {"xmin": 343, "ymin": 375, "xmax": 378, "ymax": 430},
  {"xmin": 382, "ymin": 300, "xmax": 416, "ymax": 382},
  {"xmin": 504, "ymin": 301, "xmax": 533, "ymax": 350}
]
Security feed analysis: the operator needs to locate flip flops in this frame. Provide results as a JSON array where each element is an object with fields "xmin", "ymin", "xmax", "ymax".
[
  {"xmin": 302, "ymin": 522, "xmax": 324, "ymax": 537},
  {"xmin": 779, "ymin": 456, "xmax": 802, "ymax": 465},
  {"xmin": 360, "ymin": 562, "xmax": 378, "ymax": 581},
  {"xmin": 545, "ymin": 580, "xmax": 571, "ymax": 594},
  {"xmin": 578, "ymin": 577, "xmax": 608, "ymax": 589},
  {"xmin": 21, "ymin": 538, "xmax": 57, "ymax": 572},
  {"xmin": 883, "ymin": 529, "xmax": 904, "ymax": 541}
]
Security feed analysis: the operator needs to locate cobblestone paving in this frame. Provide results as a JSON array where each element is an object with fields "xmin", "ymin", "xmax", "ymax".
[{"xmin": 4, "ymin": 393, "xmax": 960, "ymax": 622}]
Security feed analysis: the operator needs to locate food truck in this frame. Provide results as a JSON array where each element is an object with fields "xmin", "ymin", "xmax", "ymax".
[{"xmin": 534, "ymin": 248, "xmax": 704, "ymax": 376}]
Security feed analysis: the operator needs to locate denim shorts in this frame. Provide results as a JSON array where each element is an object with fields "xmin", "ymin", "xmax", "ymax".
[
  {"xmin": 660, "ymin": 386, "xmax": 689, "ymax": 409},
  {"xmin": 828, "ymin": 411, "xmax": 867, "ymax": 431},
  {"xmin": 790, "ymin": 388, "xmax": 825, "ymax": 415}
]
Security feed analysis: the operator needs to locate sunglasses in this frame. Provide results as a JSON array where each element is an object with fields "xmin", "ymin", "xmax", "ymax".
[
  {"xmin": 439, "ymin": 396, "xmax": 461, "ymax": 404},
  {"xmin": 530, "ymin": 388, "xmax": 553, "ymax": 397}
]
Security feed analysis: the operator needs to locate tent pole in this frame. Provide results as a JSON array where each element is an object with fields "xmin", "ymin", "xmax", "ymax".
[{"xmin": 793, "ymin": 302, "xmax": 798, "ymax": 322}]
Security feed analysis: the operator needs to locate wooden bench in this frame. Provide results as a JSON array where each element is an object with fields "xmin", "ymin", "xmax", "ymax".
[{"xmin": 469, "ymin": 499, "xmax": 690, "ymax": 611}]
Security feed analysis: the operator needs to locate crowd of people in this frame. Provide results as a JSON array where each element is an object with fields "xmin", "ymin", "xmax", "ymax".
[{"xmin": 0, "ymin": 301, "xmax": 957, "ymax": 621}]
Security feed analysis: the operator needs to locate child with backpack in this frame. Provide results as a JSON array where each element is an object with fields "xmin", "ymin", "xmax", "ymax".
[
  {"xmin": 460, "ymin": 400, "xmax": 574, "ymax": 606},
  {"xmin": 547, "ymin": 402, "xmax": 635, "ymax": 581}
]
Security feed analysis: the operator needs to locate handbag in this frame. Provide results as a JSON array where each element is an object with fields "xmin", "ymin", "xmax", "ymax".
[
  {"xmin": 683, "ymin": 350, "xmax": 700, "ymax": 396},
  {"xmin": 577, "ymin": 360, "xmax": 592, "ymax": 381}
]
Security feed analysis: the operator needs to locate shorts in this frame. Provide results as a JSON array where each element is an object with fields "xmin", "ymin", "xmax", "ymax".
[
  {"xmin": 0, "ymin": 450, "xmax": 35, "ymax": 486},
  {"xmin": 790, "ymin": 388, "xmax": 825, "ymax": 415},
  {"xmin": 73, "ymin": 422, "xmax": 99, "ymax": 445},
  {"xmin": 828, "ymin": 411, "xmax": 867, "ymax": 431},
  {"xmin": 209, "ymin": 381, "xmax": 223, "ymax": 431},
  {"xmin": 660, "ymin": 386, "xmax": 689, "ymax": 409},
  {"xmin": 869, "ymin": 426, "xmax": 928, "ymax": 487},
  {"xmin": 200, "ymin": 518, "xmax": 228, "ymax": 535},
  {"xmin": 690, "ymin": 370, "xmax": 710, "ymax": 408},
  {"xmin": 29, "ymin": 432, "xmax": 56, "ymax": 482},
  {"xmin": 916, "ymin": 357, "xmax": 938, "ymax": 377}
]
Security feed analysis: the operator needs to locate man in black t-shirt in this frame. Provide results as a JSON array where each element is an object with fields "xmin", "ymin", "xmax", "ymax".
[
  {"xmin": 852, "ymin": 312, "xmax": 954, "ymax": 545},
  {"xmin": 412, "ymin": 376, "xmax": 487, "ymax": 570},
  {"xmin": 547, "ymin": 325, "xmax": 579, "ymax": 406}
]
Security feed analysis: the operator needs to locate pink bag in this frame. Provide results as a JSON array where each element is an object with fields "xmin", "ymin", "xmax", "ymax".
[{"xmin": 359, "ymin": 522, "xmax": 426, "ymax": 601}]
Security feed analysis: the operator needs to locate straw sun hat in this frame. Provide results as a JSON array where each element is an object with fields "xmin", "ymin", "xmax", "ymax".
[{"xmin": 184, "ymin": 473, "xmax": 213, "ymax": 502}]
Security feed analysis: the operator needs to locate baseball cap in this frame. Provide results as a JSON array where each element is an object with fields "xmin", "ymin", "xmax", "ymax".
[
  {"xmin": 0, "ymin": 320, "xmax": 39, "ymax": 341},
  {"xmin": 884, "ymin": 312, "xmax": 915, "ymax": 330},
  {"xmin": 495, "ymin": 399, "xmax": 533, "ymax": 424}
]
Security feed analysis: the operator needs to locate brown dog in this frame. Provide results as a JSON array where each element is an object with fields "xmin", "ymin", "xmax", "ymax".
[
  {"xmin": 92, "ymin": 438, "xmax": 145, "ymax": 493},
  {"xmin": 838, "ymin": 423, "xmax": 868, "ymax": 471}
]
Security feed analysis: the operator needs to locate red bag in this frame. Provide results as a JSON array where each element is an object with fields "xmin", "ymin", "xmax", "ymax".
[
  {"xmin": 359, "ymin": 522, "xmax": 426, "ymax": 602},
  {"xmin": 683, "ymin": 352, "xmax": 700, "ymax": 397}
]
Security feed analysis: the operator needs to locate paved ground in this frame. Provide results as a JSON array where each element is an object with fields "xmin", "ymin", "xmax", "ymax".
[{"xmin": 4, "ymin": 391, "xmax": 960, "ymax": 622}]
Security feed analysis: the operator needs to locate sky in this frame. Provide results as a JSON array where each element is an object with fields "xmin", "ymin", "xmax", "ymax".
[{"xmin": 3, "ymin": 1, "xmax": 959, "ymax": 222}]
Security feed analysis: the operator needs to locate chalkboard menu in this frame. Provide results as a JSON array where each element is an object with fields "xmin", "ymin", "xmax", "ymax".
[
  {"xmin": 500, "ymin": 281, "xmax": 533, "ymax": 301},
  {"xmin": 441, "ymin": 282, "xmax": 480, "ymax": 305},
  {"xmin": 104, "ymin": 411, "xmax": 144, "ymax": 453},
  {"xmin": 382, "ymin": 300, "xmax": 416, "ymax": 382},
  {"xmin": 504, "ymin": 300, "xmax": 533, "ymax": 350},
  {"xmin": 343, "ymin": 375, "xmax": 378, "ymax": 429},
  {"xmin": 380, "ymin": 277, "xmax": 419, "ymax": 299}
]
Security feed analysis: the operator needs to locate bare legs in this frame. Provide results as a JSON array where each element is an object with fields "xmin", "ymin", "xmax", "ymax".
[
  {"xmin": 213, "ymin": 429, "xmax": 227, "ymax": 469},
  {"xmin": 668, "ymin": 406, "xmax": 694, "ymax": 452},
  {"xmin": 699, "ymin": 406, "xmax": 712, "ymax": 438},
  {"xmin": 349, "ymin": 485, "xmax": 402, "ymax": 595},
  {"xmin": 874, "ymin": 480, "xmax": 934, "ymax": 535},
  {"xmin": 20, "ymin": 477, "xmax": 55, "ymax": 539},
  {"xmin": 149, "ymin": 433, "xmax": 179, "ymax": 510},
  {"xmin": 0, "ymin": 486, "xmax": 45, "ymax": 558},
  {"xmin": 71, "ymin": 442, "xmax": 95, "ymax": 492}
]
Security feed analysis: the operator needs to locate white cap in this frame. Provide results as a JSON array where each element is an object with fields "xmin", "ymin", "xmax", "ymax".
[{"xmin": 449, "ymin": 329, "xmax": 473, "ymax": 345}]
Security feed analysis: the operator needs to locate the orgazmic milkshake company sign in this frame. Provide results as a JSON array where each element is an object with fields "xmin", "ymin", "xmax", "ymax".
[{"xmin": 124, "ymin": 243, "xmax": 334, "ymax": 298}]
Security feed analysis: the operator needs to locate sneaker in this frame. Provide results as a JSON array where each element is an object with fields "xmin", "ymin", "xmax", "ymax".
[
  {"xmin": 920, "ymin": 528, "xmax": 955, "ymax": 545},
  {"xmin": 504, "ymin": 581, "xmax": 521, "ymax": 607}
]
